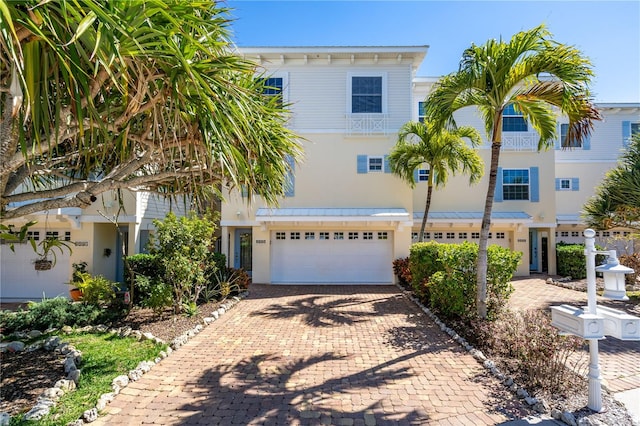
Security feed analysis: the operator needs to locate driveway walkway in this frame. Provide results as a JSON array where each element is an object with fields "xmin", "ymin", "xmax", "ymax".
[
  {"xmin": 509, "ymin": 277, "xmax": 640, "ymax": 394},
  {"xmin": 94, "ymin": 285, "xmax": 529, "ymax": 425}
]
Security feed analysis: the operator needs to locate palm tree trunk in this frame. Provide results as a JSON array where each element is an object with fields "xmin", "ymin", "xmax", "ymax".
[
  {"xmin": 418, "ymin": 184, "xmax": 433, "ymax": 242},
  {"xmin": 477, "ymin": 140, "xmax": 502, "ymax": 319}
]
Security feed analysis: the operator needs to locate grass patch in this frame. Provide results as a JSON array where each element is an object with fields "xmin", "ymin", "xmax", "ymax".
[{"xmin": 13, "ymin": 332, "xmax": 166, "ymax": 425}]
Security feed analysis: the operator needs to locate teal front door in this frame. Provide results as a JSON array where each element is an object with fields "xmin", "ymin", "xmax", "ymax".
[
  {"xmin": 529, "ymin": 229, "xmax": 538, "ymax": 272},
  {"xmin": 234, "ymin": 229, "xmax": 252, "ymax": 275}
]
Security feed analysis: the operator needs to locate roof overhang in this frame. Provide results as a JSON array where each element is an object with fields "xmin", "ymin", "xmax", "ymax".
[
  {"xmin": 413, "ymin": 211, "xmax": 533, "ymax": 225},
  {"xmin": 256, "ymin": 207, "xmax": 411, "ymax": 223},
  {"xmin": 556, "ymin": 214, "xmax": 583, "ymax": 225}
]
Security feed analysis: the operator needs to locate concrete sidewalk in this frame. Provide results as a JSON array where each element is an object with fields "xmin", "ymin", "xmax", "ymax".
[{"xmin": 94, "ymin": 285, "xmax": 531, "ymax": 425}]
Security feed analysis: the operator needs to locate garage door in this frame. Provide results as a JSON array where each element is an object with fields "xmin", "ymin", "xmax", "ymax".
[
  {"xmin": 1, "ymin": 242, "xmax": 71, "ymax": 300},
  {"xmin": 270, "ymin": 230, "xmax": 393, "ymax": 284}
]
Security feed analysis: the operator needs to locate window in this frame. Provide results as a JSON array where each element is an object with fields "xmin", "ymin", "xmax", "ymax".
[
  {"xmin": 434, "ymin": 232, "xmax": 443, "ymax": 239},
  {"xmin": 624, "ymin": 231, "xmax": 631, "ymax": 237},
  {"xmin": 613, "ymin": 231, "xmax": 621, "ymax": 236},
  {"xmin": 458, "ymin": 232, "xmax": 468, "ymax": 239},
  {"xmin": 559, "ymin": 179, "xmax": 571, "ymax": 190},
  {"xmin": 275, "ymin": 232, "xmax": 286, "ymax": 240},
  {"xmin": 502, "ymin": 104, "xmax": 527, "ymax": 132},
  {"xmin": 334, "ymin": 232, "xmax": 344, "ymax": 240},
  {"xmin": 632, "ymin": 123, "xmax": 640, "ymax": 136},
  {"xmin": 363, "ymin": 232, "xmax": 373, "ymax": 240},
  {"xmin": 64, "ymin": 232, "xmax": 71, "ymax": 241},
  {"xmin": 260, "ymin": 77, "xmax": 283, "ymax": 107},
  {"xmin": 488, "ymin": 233, "xmax": 493, "ymax": 239},
  {"xmin": 27, "ymin": 231, "xmax": 40, "ymax": 241},
  {"xmin": 305, "ymin": 232, "xmax": 315, "ymax": 240},
  {"xmin": 560, "ymin": 123, "xmax": 581, "ymax": 148},
  {"xmin": 571, "ymin": 231, "xmax": 580, "ymax": 237},
  {"xmin": 496, "ymin": 232, "xmax": 505, "ymax": 239},
  {"xmin": 595, "ymin": 231, "xmax": 600, "ymax": 237},
  {"xmin": 446, "ymin": 232, "xmax": 455, "ymax": 239},
  {"xmin": 319, "ymin": 232, "xmax": 330, "ymax": 240},
  {"xmin": 418, "ymin": 169, "xmax": 429, "ymax": 182},
  {"xmin": 472, "ymin": 232, "xmax": 480, "ymax": 239},
  {"xmin": 348, "ymin": 232, "xmax": 359, "ymax": 240},
  {"xmin": 423, "ymin": 232, "xmax": 430, "ymax": 240},
  {"xmin": 351, "ymin": 76, "xmax": 382, "ymax": 113},
  {"xmin": 503, "ymin": 169, "xmax": 530, "ymax": 200},
  {"xmin": 290, "ymin": 232, "xmax": 300, "ymax": 240},
  {"xmin": 602, "ymin": 231, "xmax": 610, "ymax": 237},
  {"xmin": 46, "ymin": 231, "xmax": 59, "ymax": 239},
  {"xmin": 561, "ymin": 231, "xmax": 569, "ymax": 237},
  {"xmin": 377, "ymin": 232, "xmax": 388, "ymax": 240},
  {"xmin": 412, "ymin": 232, "xmax": 418, "ymax": 241},
  {"xmin": 418, "ymin": 101, "xmax": 426, "ymax": 123},
  {"xmin": 368, "ymin": 157, "xmax": 383, "ymax": 172}
]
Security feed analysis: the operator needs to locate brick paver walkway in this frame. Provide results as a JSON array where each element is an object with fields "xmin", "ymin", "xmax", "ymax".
[
  {"xmin": 509, "ymin": 277, "xmax": 640, "ymax": 394},
  {"xmin": 94, "ymin": 285, "xmax": 530, "ymax": 425}
]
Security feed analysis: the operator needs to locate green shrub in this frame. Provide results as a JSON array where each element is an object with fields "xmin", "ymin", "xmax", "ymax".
[
  {"xmin": 409, "ymin": 241, "xmax": 521, "ymax": 320},
  {"xmin": 134, "ymin": 275, "xmax": 173, "ymax": 314},
  {"xmin": 200, "ymin": 267, "xmax": 250, "ymax": 304},
  {"xmin": 78, "ymin": 275, "xmax": 117, "ymax": 306},
  {"xmin": 556, "ymin": 243, "xmax": 606, "ymax": 279},
  {"xmin": 0, "ymin": 298, "xmax": 122, "ymax": 334}
]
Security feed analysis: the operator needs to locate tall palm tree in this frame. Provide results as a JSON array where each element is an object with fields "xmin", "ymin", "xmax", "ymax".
[
  {"xmin": 426, "ymin": 25, "xmax": 601, "ymax": 319},
  {"xmin": 389, "ymin": 121, "xmax": 484, "ymax": 242}
]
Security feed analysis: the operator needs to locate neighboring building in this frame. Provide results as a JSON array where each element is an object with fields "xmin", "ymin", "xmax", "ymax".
[
  {"xmin": 0, "ymin": 191, "xmax": 187, "ymax": 301},
  {"xmin": 220, "ymin": 46, "xmax": 640, "ymax": 284}
]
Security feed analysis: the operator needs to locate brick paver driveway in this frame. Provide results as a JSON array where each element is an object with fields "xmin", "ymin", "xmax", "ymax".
[
  {"xmin": 94, "ymin": 285, "xmax": 529, "ymax": 425},
  {"xmin": 509, "ymin": 278, "xmax": 640, "ymax": 394}
]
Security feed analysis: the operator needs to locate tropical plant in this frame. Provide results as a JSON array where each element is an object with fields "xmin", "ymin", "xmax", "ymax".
[
  {"xmin": 582, "ymin": 133, "xmax": 640, "ymax": 231},
  {"xmin": 425, "ymin": 25, "xmax": 601, "ymax": 318},
  {"xmin": 389, "ymin": 121, "xmax": 484, "ymax": 242},
  {"xmin": 34, "ymin": 237, "xmax": 73, "ymax": 269},
  {"xmin": 0, "ymin": 0, "xmax": 301, "ymax": 221}
]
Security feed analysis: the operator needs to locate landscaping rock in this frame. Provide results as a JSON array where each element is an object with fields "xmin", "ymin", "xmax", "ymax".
[
  {"xmin": 64, "ymin": 357, "xmax": 77, "ymax": 373},
  {"xmin": 6, "ymin": 341, "xmax": 25, "ymax": 352},
  {"xmin": 27, "ymin": 330, "xmax": 43, "ymax": 338},
  {"xmin": 561, "ymin": 411, "xmax": 578, "ymax": 426},
  {"xmin": 41, "ymin": 387, "xmax": 64, "ymax": 400},
  {"xmin": 95, "ymin": 392, "xmax": 115, "ymax": 410},
  {"xmin": 68, "ymin": 368, "xmax": 81, "ymax": 385},
  {"xmin": 0, "ymin": 412, "xmax": 10, "ymax": 426},
  {"xmin": 83, "ymin": 407, "xmax": 99, "ymax": 423},
  {"xmin": 55, "ymin": 379, "xmax": 76, "ymax": 392}
]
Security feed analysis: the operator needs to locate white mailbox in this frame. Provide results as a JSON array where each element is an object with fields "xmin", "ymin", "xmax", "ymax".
[
  {"xmin": 597, "ymin": 305, "xmax": 640, "ymax": 341},
  {"xmin": 551, "ymin": 304, "xmax": 605, "ymax": 339}
]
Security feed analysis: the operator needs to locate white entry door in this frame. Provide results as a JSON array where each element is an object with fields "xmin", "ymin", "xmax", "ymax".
[{"xmin": 270, "ymin": 230, "xmax": 393, "ymax": 284}]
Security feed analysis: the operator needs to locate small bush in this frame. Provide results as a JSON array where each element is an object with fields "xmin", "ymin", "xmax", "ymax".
[
  {"xmin": 472, "ymin": 310, "xmax": 586, "ymax": 393},
  {"xmin": 392, "ymin": 257, "xmax": 412, "ymax": 289},
  {"xmin": 556, "ymin": 242, "xmax": 606, "ymax": 279},
  {"xmin": 134, "ymin": 275, "xmax": 173, "ymax": 314},
  {"xmin": 80, "ymin": 275, "xmax": 117, "ymax": 306},
  {"xmin": 620, "ymin": 252, "xmax": 640, "ymax": 286}
]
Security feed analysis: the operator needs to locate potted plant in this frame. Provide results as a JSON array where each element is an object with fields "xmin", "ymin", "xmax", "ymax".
[
  {"xmin": 33, "ymin": 237, "xmax": 73, "ymax": 271},
  {"xmin": 68, "ymin": 261, "xmax": 89, "ymax": 301}
]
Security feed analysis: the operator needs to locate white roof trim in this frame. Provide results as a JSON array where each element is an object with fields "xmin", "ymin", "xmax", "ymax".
[
  {"xmin": 413, "ymin": 211, "xmax": 533, "ymax": 224},
  {"xmin": 256, "ymin": 208, "xmax": 410, "ymax": 223}
]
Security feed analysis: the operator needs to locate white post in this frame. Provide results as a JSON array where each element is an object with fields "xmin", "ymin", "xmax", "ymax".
[{"xmin": 584, "ymin": 229, "xmax": 603, "ymax": 412}]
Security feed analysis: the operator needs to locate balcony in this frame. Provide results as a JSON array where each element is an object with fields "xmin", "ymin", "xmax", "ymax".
[
  {"xmin": 346, "ymin": 114, "xmax": 388, "ymax": 136},
  {"xmin": 501, "ymin": 131, "xmax": 539, "ymax": 151}
]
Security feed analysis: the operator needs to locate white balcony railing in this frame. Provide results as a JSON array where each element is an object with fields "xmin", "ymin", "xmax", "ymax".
[
  {"xmin": 346, "ymin": 114, "xmax": 388, "ymax": 136},
  {"xmin": 501, "ymin": 131, "xmax": 539, "ymax": 151}
]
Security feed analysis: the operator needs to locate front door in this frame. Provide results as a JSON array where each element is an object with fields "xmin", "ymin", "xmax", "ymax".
[
  {"xmin": 529, "ymin": 229, "xmax": 538, "ymax": 272},
  {"xmin": 234, "ymin": 228, "xmax": 252, "ymax": 275}
]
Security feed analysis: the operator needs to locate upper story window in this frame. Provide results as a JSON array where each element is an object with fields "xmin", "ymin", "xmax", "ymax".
[
  {"xmin": 560, "ymin": 123, "xmax": 582, "ymax": 148},
  {"xmin": 559, "ymin": 178, "xmax": 571, "ymax": 190},
  {"xmin": 632, "ymin": 123, "xmax": 640, "ymax": 136},
  {"xmin": 502, "ymin": 104, "xmax": 528, "ymax": 132},
  {"xmin": 502, "ymin": 169, "xmax": 530, "ymax": 200},
  {"xmin": 260, "ymin": 77, "xmax": 284, "ymax": 106},
  {"xmin": 418, "ymin": 169, "xmax": 429, "ymax": 182},
  {"xmin": 418, "ymin": 101, "xmax": 426, "ymax": 123},
  {"xmin": 352, "ymin": 76, "xmax": 382, "ymax": 113}
]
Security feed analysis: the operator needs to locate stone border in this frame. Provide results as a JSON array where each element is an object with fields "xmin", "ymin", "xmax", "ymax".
[
  {"xmin": 394, "ymin": 285, "xmax": 590, "ymax": 426},
  {"xmin": 0, "ymin": 292, "xmax": 248, "ymax": 425}
]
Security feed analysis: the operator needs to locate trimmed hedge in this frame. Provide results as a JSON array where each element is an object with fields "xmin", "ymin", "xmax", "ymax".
[
  {"xmin": 556, "ymin": 243, "xmax": 606, "ymax": 279},
  {"xmin": 409, "ymin": 241, "xmax": 521, "ymax": 320}
]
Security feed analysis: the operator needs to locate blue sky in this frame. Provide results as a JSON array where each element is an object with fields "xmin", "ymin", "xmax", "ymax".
[{"xmin": 225, "ymin": 1, "xmax": 640, "ymax": 103}]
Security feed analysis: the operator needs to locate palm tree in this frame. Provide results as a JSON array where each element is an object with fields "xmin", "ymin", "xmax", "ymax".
[
  {"xmin": 0, "ymin": 0, "xmax": 301, "ymax": 220},
  {"xmin": 426, "ymin": 25, "xmax": 601, "ymax": 319},
  {"xmin": 583, "ymin": 133, "xmax": 640, "ymax": 232},
  {"xmin": 389, "ymin": 121, "xmax": 484, "ymax": 242}
]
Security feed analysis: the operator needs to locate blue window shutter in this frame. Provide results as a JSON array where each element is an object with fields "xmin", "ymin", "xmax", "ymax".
[
  {"xmin": 530, "ymin": 167, "xmax": 539, "ymax": 202},
  {"xmin": 582, "ymin": 134, "xmax": 591, "ymax": 150},
  {"xmin": 284, "ymin": 155, "xmax": 295, "ymax": 197},
  {"xmin": 494, "ymin": 167, "xmax": 503, "ymax": 202},
  {"xmin": 357, "ymin": 155, "xmax": 368, "ymax": 174},
  {"xmin": 571, "ymin": 178, "xmax": 580, "ymax": 191},
  {"xmin": 413, "ymin": 169, "xmax": 419, "ymax": 183},
  {"xmin": 555, "ymin": 178, "xmax": 561, "ymax": 191},
  {"xmin": 622, "ymin": 121, "xmax": 631, "ymax": 147},
  {"xmin": 384, "ymin": 155, "xmax": 391, "ymax": 173},
  {"xmin": 555, "ymin": 124, "xmax": 561, "ymax": 150}
]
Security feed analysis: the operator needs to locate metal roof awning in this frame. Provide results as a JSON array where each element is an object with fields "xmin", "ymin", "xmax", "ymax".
[
  {"xmin": 556, "ymin": 214, "xmax": 583, "ymax": 225},
  {"xmin": 256, "ymin": 207, "xmax": 411, "ymax": 223},
  {"xmin": 413, "ymin": 211, "xmax": 533, "ymax": 224}
]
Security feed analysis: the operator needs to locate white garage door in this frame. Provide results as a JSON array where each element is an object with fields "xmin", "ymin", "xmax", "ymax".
[
  {"xmin": 270, "ymin": 230, "xmax": 393, "ymax": 284},
  {"xmin": 1, "ymin": 243, "xmax": 71, "ymax": 300}
]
